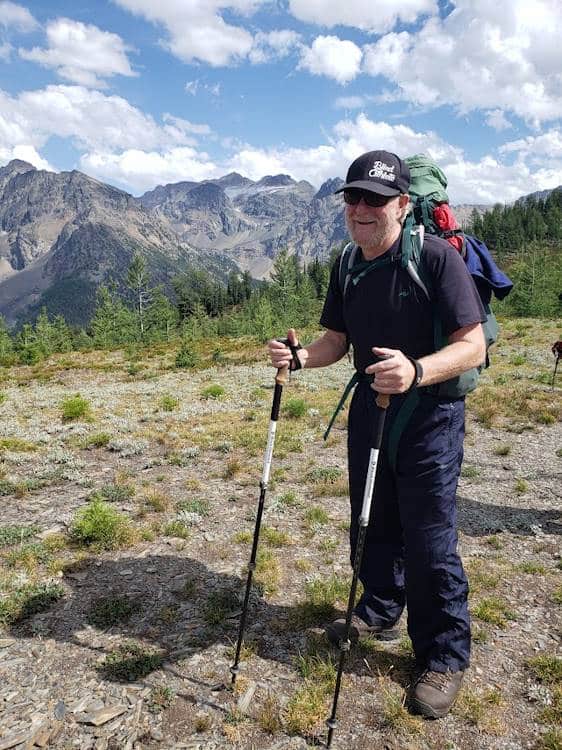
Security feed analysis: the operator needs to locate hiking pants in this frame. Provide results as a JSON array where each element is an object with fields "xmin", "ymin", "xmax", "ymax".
[{"xmin": 347, "ymin": 381, "xmax": 470, "ymax": 673}]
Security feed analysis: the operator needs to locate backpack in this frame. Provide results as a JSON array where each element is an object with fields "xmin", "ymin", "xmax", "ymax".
[{"xmin": 338, "ymin": 154, "xmax": 513, "ymax": 399}]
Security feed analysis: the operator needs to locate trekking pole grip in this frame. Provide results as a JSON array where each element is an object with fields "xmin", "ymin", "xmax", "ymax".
[{"xmin": 275, "ymin": 364, "xmax": 289, "ymax": 386}]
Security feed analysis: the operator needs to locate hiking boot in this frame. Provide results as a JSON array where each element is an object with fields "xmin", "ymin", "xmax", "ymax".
[
  {"xmin": 325, "ymin": 614, "xmax": 400, "ymax": 647},
  {"xmin": 409, "ymin": 669, "xmax": 464, "ymax": 718}
]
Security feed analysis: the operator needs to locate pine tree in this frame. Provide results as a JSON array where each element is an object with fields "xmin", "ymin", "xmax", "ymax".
[
  {"xmin": 126, "ymin": 253, "xmax": 152, "ymax": 340},
  {"xmin": 0, "ymin": 315, "xmax": 14, "ymax": 365}
]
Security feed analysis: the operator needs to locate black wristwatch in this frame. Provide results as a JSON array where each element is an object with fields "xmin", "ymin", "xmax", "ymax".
[{"xmin": 406, "ymin": 357, "xmax": 423, "ymax": 391}]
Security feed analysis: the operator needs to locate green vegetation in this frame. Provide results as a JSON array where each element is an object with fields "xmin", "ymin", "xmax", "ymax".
[
  {"xmin": 159, "ymin": 394, "xmax": 179, "ymax": 411},
  {"xmin": 203, "ymin": 588, "xmax": 240, "ymax": 626},
  {"xmin": 61, "ymin": 393, "xmax": 91, "ymax": 422},
  {"xmin": 0, "ymin": 582, "xmax": 64, "ymax": 626},
  {"xmin": 472, "ymin": 597, "xmax": 517, "ymax": 628},
  {"xmin": 201, "ymin": 384, "xmax": 225, "ymax": 399},
  {"xmin": 527, "ymin": 654, "xmax": 562, "ymax": 684},
  {"xmin": 283, "ymin": 398, "xmax": 307, "ymax": 419},
  {"xmin": 70, "ymin": 497, "xmax": 135, "ymax": 550},
  {"xmin": 0, "ymin": 524, "xmax": 38, "ymax": 547},
  {"xmin": 291, "ymin": 574, "xmax": 350, "ymax": 627},
  {"xmin": 93, "ymin": 482, "xmax": 135, "ymax": 503},
  {"xmin": 88, "ymin": 595, "xmax": 139, "ymax": 628},
  {"xmin": 99, "ymin": 642, "xmax": 163, "ymax": 681}
]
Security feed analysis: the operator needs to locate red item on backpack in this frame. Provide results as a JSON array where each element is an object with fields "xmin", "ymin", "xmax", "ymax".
[{"xmin": 433, "ymin": 203, "xmax": 464, "ymax": 253}]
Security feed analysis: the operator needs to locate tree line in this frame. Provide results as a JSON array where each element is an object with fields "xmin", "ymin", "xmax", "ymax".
[
  {"xmin": 0, "ymin": 250, "xmax": 333, "ymax": 366},
  {"xmin": 467, "ymin": 189, "xmax": 562, "ymax": 318},
  {"xmin": 1, "ymin": 189, "xmax": 561, "ymax": 368}
]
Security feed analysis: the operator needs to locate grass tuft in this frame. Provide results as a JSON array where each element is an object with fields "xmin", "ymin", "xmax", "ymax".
[
  {"xmin": 61, "ymin": 393, "xmax": 91, "ymax": 422},
  {"xmin": 99, "ymin": 642, "xmax": 164, "ymax": 682},
  {"xmin": 70, "ymin": 497, "xmax": 136, "ymax": 550}
]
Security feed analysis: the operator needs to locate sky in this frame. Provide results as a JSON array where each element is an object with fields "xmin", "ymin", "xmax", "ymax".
[{"xmin": 0, "ymin": 0, "xmax": 561, "ymax": 204}]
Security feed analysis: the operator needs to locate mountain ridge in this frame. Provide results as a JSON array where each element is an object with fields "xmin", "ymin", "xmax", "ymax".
[{"xmin": 1, "ymin": 158, "xmax": 552, "ymax": 326}]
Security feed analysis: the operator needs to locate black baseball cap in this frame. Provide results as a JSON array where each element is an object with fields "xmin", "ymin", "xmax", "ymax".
[{"xmin": 334, "ymin": 150, "xmax": 410, "ymax": 197}]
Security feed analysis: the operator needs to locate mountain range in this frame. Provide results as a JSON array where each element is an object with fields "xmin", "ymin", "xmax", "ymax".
[{"xmin": 0, "ymin": 159, "xmax": 542, "ymax": 327}]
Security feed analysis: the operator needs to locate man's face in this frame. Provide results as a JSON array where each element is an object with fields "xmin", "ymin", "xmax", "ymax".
[{"xmin": 344, "ymin": 192, "xmax": 408, "ymax": 254}]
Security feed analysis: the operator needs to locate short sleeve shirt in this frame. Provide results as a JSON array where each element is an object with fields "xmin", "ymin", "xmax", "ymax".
[{"xmin": 320, "ymin": 234, "xmax": 486, "ymax": 374}]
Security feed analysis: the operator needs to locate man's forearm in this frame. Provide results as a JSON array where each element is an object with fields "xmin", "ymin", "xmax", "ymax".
[
  {"xmin": 300, "ymin": 330, "xmax": 348, "ymax": 369},
  {"xmin": 418, "ymin": 325, "xmax": 486, "ymax": 387}
]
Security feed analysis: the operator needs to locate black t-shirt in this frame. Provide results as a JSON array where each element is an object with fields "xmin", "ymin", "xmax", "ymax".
[{"xmin": 320, "ymin": 234, "xmax": 486, "ymax": 374}]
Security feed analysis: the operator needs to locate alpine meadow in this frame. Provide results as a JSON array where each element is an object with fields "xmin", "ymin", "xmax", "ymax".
[{"xmin": 0, "ymin": 1, "xmax": 561, "ymax": 749}]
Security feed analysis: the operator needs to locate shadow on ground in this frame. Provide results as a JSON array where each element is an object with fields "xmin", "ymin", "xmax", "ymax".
[
  {"xmin": 7, "ymin": 553, "xmax": 415, "ymax": 692},
  {"xmin": 457, "ymin": 495, "xmax": 561, "ymax": 536}
]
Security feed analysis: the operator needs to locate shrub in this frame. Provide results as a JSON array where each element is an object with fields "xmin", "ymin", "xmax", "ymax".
[
  {"xmin": 283, "ymin": 398, "xmax": 307, "ymax": 419},
  {"xmin": 70, "ymin": 497, "xmax": 134, "ymax": 550},
  {"xmin": 88, "ymin": 596, "xmax": 139, "ymax": 628},
  {"xmin": 175, "ymin": 342, "xmax": 198, "ymax": 369},
  {"xmin": 81, "ymin": 432, "xmax": 112, "ymax": 449},
  {"xmin": 96, "ymin": 482, "xmax": 135, "ymax": 503},
  {"xmin": 0, "ymin": 582, "xmax": 64, "ymax": 626},
  {"xmin": 61, "ymin": 394, "xmax": 91, "ymax": 422},
  {"xmin": 201, "ymin": 384, "xmax": 225, "ymax": 399},
  {"xmin": 159, "ymin": 394, "xmax": 179, "ymax": 411},
  {"xmin": 99, "ymin": 642, "xmax": 163, "ymax": 681}
]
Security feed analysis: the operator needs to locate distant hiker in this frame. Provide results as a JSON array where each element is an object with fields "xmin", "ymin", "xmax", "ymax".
[
  {"xmin": 552, "ymin": 340, "xmax": 562, "ymax": 386},
  {"xmin": 268, "ymin": 150, "xmax": 488, "ymax": 719}
]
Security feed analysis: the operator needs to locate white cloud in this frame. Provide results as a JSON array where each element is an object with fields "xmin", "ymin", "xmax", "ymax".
[
  {"xmin": 499, "ymin": 129, "xmax": 562, "ymax": 159},
  {"xmin": 227, "ymin": 114, "xmax": 562, "ymax": 204},
  {"xmin": 0, "ymin": 1, "xmax": 38, "ymax": 32},
  {"xmin": 249, "ymin": 29, "xmax": 301, "ymax": 64},
  {"xmin": 80, "ymin": 148, "xmax": 221, "ymax": 194},
  {"xmin": 0, "ymin": 41, "xmax": 11, "ymax": 59},
  {"xmin": 0, "ymin": 144, "xmax": 53, "ymax": 171},
  {"xmin": 19, "ymin": 18, "xmax": 136, "ymax": 88},
  {"xmin": 485, "ymin": 110, "xmax": 512, "ymax": 132},
  {"xmin": 184, "ymin": 79, "xmax": 221, "ymax": 97},
  {"xmin": 335, "ymin": 95, "xmax": 377, "ymax": 109},
  {"xmin": 361, "ymin": 0, "xmax": 562, "ymax": 124},
  {"xmin": 0, "ymin": 84, "xmax": 215, "ymax": 159},
  {"xmin": 298, "ymin": 36, "xmax": 362, "ymax": 84},
  {"xmin": 113, "ymin": 0, "xmax": 265, "ymax": 66},
  {"xmin": 288, "ymin": 0, "xmax": 436, "ymax": 34}
]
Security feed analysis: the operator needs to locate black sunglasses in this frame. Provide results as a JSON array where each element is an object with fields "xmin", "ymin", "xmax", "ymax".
[{"xmin": 343, "ymin": 189, "xmax": 395, "ymax": 208}]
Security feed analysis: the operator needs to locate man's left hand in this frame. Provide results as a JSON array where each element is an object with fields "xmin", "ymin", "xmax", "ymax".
[{"xmin": 366, "ymin": 346, "xmax": 416, "ymax": 394}]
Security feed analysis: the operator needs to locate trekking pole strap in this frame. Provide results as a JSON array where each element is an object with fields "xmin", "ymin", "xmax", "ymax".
[{"xmin": 323, "ymin": 371, "xmax": 360, "ymax": 440}]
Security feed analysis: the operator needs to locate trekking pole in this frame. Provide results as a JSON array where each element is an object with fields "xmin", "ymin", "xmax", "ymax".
[
  {"xmin": 230, "ymin": 340, "xmax": 297, "ymax": 686},
  {"xmin": 551, "ymin": 341, "xmax": 562, "ymax": 388},
  {"xmin": 326, "ymin": 386, "xmax": 390, "ymax": 748}
]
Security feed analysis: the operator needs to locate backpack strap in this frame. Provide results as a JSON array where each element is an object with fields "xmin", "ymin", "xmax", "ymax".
[{"xmin": 338, "ymin": 242, "xmax": 359, "ymax": 298}]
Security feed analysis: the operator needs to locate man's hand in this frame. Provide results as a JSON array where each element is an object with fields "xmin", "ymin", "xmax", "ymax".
[
  {"xmin": 267, "ymin": 328, "xmax": 300, "ymax": 370},
  {"xmin": 366, "ymin": 346, "xmax": 416, "ymax": 394}
]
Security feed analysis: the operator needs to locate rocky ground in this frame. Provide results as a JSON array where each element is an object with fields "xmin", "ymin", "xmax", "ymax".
[{"xmin": 0, "ymin": 321, "xmax": 560, "ymax": 750}]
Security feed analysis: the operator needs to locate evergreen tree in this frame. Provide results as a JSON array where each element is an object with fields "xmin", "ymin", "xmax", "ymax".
[
  {"xmin": 145, "ymin": 287, "xmax": 179, "ymax": 341},
  {"xmin": 126, "ymin": 253, "xmax": 152, "ymax": 340},
  {"xmin": 0, "ymin": 315, "xmax": 14, "ymax": 365},
  {"xmin": 91, "ymin": 286, "xmax": 137, "ymax": 348}
]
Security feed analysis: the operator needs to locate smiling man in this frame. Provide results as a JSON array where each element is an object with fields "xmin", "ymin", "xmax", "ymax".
[{"xmin": 268, "ymin": 150, "xmax": 486, "ymax": 718}]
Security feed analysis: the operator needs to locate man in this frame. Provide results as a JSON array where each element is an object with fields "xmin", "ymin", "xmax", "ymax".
[{"xmin": 268, "ymin": 150, "xmax": 486, "ymax": 718}]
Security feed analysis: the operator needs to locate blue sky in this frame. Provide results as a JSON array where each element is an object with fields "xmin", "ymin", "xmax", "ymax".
[{"xmin": 1, "ymin": 0, "xmax": 561, "ymax": 203}]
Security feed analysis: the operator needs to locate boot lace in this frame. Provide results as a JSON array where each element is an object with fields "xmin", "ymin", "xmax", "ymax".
[{"xmin": 417, "ymin": 670, "xmax": 452, "ymax": 693}]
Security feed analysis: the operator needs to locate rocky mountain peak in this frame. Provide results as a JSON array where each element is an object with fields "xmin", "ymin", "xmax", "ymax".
[
  {"xmin": 213, "ymin": 172, "xmax": 254, "ymax": 188},
  {"xmin": 314, "ymin": 177, "xmax": 344, "ymax": 200},
  {"xmin": 256, "ymin": 174, "xmax": 296, "ymax": 188}
]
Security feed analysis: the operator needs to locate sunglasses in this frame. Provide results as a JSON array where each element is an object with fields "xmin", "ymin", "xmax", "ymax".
[{"xmin": 343, "ymin": 189, "xmax": 395, "ymax": 208}]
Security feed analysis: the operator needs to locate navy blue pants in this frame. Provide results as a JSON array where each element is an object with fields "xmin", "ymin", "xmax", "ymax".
[{"xmin": 347, "ymin": 382, "xmax": 470, "ymax": 673}]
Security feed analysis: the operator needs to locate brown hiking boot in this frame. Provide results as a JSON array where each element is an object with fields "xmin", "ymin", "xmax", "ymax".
[
  {"xmin": 409, "ymin": 669, "xmax": 464, "ymax": 718},
  {"xmin": 325, "ymin": 614, "xmax": 400, "ymax": 647}
]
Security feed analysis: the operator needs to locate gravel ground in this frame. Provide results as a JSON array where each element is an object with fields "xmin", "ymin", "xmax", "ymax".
[{"xmin": 0, "ymin": 345, "xmax": 560, "ymax": 750}]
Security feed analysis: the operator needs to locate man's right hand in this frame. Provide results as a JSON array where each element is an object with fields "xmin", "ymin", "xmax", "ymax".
[{"xmin": 267, "ymin": 328, "xmax": 300, "ymax": 370}]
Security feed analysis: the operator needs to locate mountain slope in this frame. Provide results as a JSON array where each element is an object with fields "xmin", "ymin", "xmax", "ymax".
[{"xmin": 0, "ymin": 161, "xmax": 235, "ymax": 326}]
